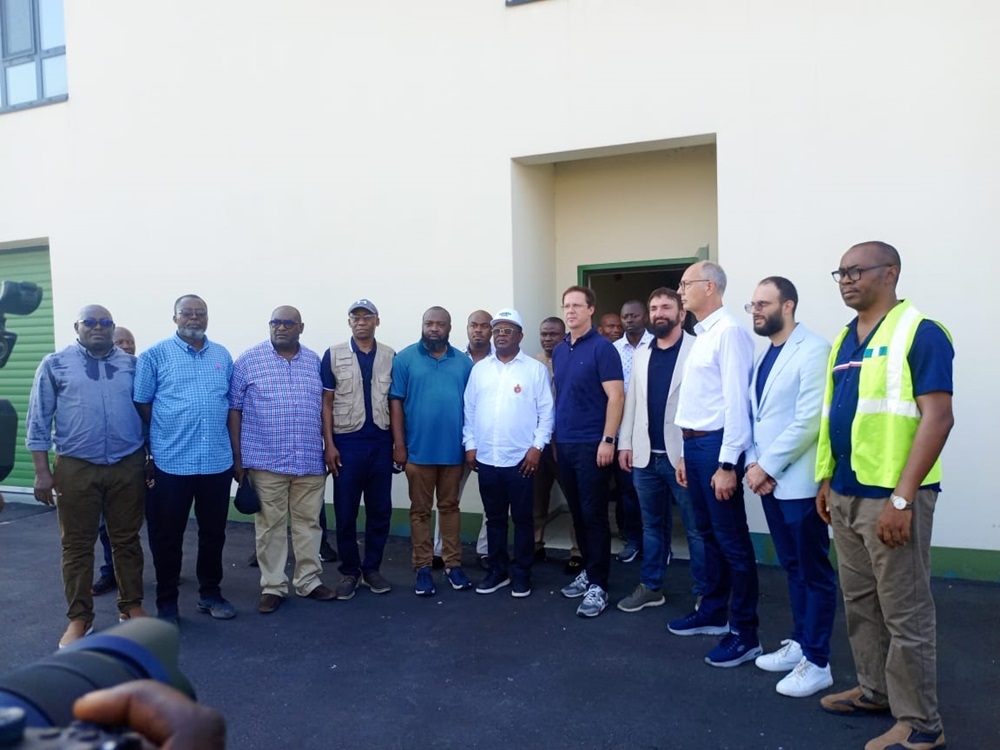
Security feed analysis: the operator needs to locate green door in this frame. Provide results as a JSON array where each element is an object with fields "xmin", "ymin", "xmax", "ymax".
[{"xmin": 0, "ymin": 246, "xmax": 55, "ymax": 489}]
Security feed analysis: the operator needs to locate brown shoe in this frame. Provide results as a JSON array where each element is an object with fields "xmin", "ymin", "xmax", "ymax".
[
  {"xmin": 258, "ymin": 593, "xmax": 283, "ymax": 614},
  {"xmin": 820, "ymin": 686, "xmax": 890, "ymax": 716},
  {"xmin": 306, "ymin": 584, "xmax": 336, "ymax": 601},
  {"xmin": 118, "ymin": 606, "xmax": 149, "ymax": 622},
  {"xmin": 58, "ymin": 619, "xmax": 94, "ymax": 649},
  {"xmin": 864, "ymin": 722, "xmax": 946, "ymax": 750}
]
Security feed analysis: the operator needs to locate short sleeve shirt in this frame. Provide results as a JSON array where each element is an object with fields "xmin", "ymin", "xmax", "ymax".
[{"xmin": 552, "ymin": 327, "xmax": 624, "ymax": 443}]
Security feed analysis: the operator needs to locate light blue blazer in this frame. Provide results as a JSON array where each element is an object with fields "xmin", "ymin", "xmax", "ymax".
[{"xmin": 746, "ymin": 323, "xmax": 831, "ymax": 500}]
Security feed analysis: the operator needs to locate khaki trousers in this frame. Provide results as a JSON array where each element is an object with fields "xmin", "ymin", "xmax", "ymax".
[
  {"xmin": 52, "ymin": 450, "xmax": 146, "ymax": 621},
  {"xmin": 829, "ymin": 488, "xmax": 941, "ymax": 734},
  {"xmin": 406, "ymin": 463, "xmax": 463, "ymax": 569},
  {"xmin": 249, "ymin": 470, "xmax": 326, "ymax": 597}
]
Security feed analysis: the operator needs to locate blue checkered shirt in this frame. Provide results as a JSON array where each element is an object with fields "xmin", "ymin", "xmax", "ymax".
[
  {"xmin": 133, "ymin": 334, "xmax": 234, "ymax": 476},
  {"xmin": 228, "ymin": 341, "xmax": 325, "ymax": 476}
]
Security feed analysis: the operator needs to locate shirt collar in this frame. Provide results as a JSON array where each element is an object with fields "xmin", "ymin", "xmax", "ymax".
[
  {"xmin": 693, "ymin": 306, "xmax": 728, "ymax": 335},
  {"xmin": 74, "ymin": 340, "xmax": 115, "ymax": 360},
  {"xmin": 488, "ymin": 348, "xmax": 527, "ymax": 365},
  {"xmin": 418, "ymin": 342, "xmax": 456, "ymax": 358},
  {"xmin": 350, "ymin": 338, "xmax": 377, "ymax": 355},
  {"xmin": 617, "ymin": 330, "xmax": 654, "ymax": 350},
  {"xmin": 564, "ymin": 326, "xmax": 598, "ymax": 346},
  {"xmin": 172, "ymin": 332, "xmax": 211, "ymax": 353}
]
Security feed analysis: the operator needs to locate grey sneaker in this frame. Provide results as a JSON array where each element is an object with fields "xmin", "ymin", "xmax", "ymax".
[
  {"xmin": 576, "ymin": 584, "xmax": 608, "ymax": 617},
  {"xmin": 560, "ymin": 570, "xmax": 590, "ymax": 598},
  {"xmin": 617, "ymin": 583, "xmax": 666, "ymax": 613},
  {"xmin": 361, "ymin": 570, "xmax": 392, "ymax": 594},
  {"xmin": 334, "ymin": 575, "xmax": 359, "ymax": 601}
]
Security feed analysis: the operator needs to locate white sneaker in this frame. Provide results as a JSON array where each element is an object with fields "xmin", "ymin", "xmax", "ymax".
[
  {"xmin": 560, "ymin": 571, "xmax": 590, "ymax": 598},
  {"xmin": 775, "ymin": 657, "xmax": 833, "ymax": 698},
  {"xmin": 755, "ymin": 639, "xmax": 803, "ymax": 672}
]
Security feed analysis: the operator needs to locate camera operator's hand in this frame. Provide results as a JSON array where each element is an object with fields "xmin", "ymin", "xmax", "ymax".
[
  {"xmin": 73, "ymin": 680, "xmax": 226, "ymax": 750},
  {"xmin": 33, "ymin": 467, "xmax": 58, "ymax": 505}
]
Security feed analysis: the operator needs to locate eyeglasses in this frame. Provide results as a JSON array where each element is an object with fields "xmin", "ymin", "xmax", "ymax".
[
  {"xmin": 78, "ymin": 318, "xmax": 115, "ymax": 328},
  {"xmin": 176, "ymin": 309, "xmax": 208, "ymax": 318},
  {"xmin": 830, "ymin": 264, "xmax": 893, "ymax": 283},
  {"xmin": 678, "ymin": 279, "xmax": 711, "ymax": 290},
  {"xmin": 269, "ymin": 319, "xmax": 298, "ymax": 328},
  {"xmin": 492, "ymin": 327, "xmax": 517, "ymax": 336},
  {"xmin": 348, "ymin": 313, "xmax": 376, "ymax": 323},
  {"xmin": 743, "ymin": 301, "xmax": 775, "ymax": 313}
]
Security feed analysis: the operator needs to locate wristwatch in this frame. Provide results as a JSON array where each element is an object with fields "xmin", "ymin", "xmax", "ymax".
[
  {"xmin": 718, "ymin": 462, "xmax": 734, "ymax": 472},
  {"xmin": 602, "ymin": 436, "xmax": 615, "ymax": 445},
  {"xmin": 891, "ymin": 494, "xmax": 913, "ymax": 511}
]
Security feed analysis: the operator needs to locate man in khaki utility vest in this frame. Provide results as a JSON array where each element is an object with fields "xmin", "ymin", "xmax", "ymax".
[
  {"xmin": 816, "ymin": 242, "xmax": 954, "ymax": 750},
  {"xmin": 321, "ymin": 299, "xmax": 397, "ymax": 600}
]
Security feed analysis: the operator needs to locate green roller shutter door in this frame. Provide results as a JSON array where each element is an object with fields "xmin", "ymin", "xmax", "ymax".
[{"xmin": 0, "ymin": 246, "xmax": 55, "ymax": 489}]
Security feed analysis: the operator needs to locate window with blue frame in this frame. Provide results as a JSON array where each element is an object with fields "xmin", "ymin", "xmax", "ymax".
[{"xmin": 0, "ymin": 0, "xmax": 66, "ymax": 113}]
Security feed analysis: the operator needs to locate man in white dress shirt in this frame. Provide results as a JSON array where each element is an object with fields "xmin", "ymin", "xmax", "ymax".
[
  {"xmin": 667, "ymin": 261, "xmax": 761, "ymax": 669},
  {"xmin": 463, "ymin": 309, "xmax": 554, "ymax": 598}
]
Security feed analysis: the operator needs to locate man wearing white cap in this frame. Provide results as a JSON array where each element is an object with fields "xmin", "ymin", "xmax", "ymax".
[{"xmin": 463, "ymin": 309, "xmax": 554, "ymax": 597}]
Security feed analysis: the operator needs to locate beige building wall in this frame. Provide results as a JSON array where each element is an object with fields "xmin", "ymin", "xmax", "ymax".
[{"xmin": 0, "ymin": 0, "xmax": 997, "ymax": 555}]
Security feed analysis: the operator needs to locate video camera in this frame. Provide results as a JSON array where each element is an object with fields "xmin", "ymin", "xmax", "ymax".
[
  {"xmin": 0, "ymin": 281, "xmax": 43, "ymax": 370},
  {"xmin": 0, "ymin": 619, "xmax": 195, "ymax": 749},
  {"xmin": 0, "ymin": 280, "xmax": 43, "ymax": 484}
]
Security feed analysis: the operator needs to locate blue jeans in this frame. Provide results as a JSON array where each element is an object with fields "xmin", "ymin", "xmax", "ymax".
[
  {"xmin": 476, "ymin": 462, "xmax": 534, "ymax": 580},
  {"xmin": 332, "ymin": 436, "xmax": 393, "ymax": 577},
  {"xmin": 146, "ymin": 468, "xmax": 231, "ymax": 609},
  {"xmin": 633, "ymin": 453, "xmax": 708, "ymax": 594},
  {"xmin": 555, "ymin": 442, "xmax": 613, "ymax": 589},
  {"xmin": 614, "ymin": 459, "xmax": 642, "ymax": 547},
  {"xmin": 98, "ymin": 515, "xmax": 114, "ymax": 578},
  {"xmin": 760, "ymin": 494, "xmax": 837, "ymax": 667},
  {"xmin": 683, "ymin": 432, "xmax": 759, "ymax": 634}
]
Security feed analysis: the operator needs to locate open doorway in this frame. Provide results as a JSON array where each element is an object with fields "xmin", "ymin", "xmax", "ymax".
[{"xmin": 580, "ymin": 246, "xmax": 708, "ymax": 332}]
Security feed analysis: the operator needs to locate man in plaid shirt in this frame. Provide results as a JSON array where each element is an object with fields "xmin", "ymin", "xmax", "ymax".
[{"xmin": 228, "ymin": 305, "xmax": 336, "ymax": 614}]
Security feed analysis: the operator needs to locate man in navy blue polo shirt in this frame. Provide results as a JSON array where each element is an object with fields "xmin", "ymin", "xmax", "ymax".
[
  {"xmin": 390, "ymin": 306, "xmax": 474, "ymax": 596},
  {"xmin": 553, "ymin": 285, "xmax": 624, "ymax": 618}
]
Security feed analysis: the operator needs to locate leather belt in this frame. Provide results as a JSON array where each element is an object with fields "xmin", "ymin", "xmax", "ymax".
[{"xmin": 681, "ymin": 429, "xmax": 721, "ymax": 439}]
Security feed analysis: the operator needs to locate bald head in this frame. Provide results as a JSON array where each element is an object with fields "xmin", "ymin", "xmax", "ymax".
[
  {"xmin": 74, "ymin": 304, "xmax": 115, "ymax": 357},
  {"xmin": 849, "ymin": 241, "xmax": 901, "ymax": 271}
]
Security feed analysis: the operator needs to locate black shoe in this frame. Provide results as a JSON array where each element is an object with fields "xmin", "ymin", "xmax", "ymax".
[
  {"xmin": 563, "ymin": 555, "xmax": 583, "ymax": 576},
  {"xmin": 534, "ymin": 547, "xmax": 547, "ymax": 563},
  {"xmin": 319, "ymin": 539, "xmax": 338, "ymax": 563},
  {"xmin": 432, "ymin": 556, "xmax": 445, "ymax": 570},
  {"xmin": 91, "ymin": 573, "xmax": 117, "ymax": 596}
]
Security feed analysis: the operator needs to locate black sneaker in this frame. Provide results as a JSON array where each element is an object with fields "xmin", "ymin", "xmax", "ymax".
[
  {"xmin": 91, "ymin": 573, "xmax": 117, "ymax": 596},
  {"xmin": 511, "ymin": 576, "xmax": 532, "ymax": 598},
  {"xmin": 476, "ymin": 570, "xmax": 511, "ymax": 594},
  {"xmin": 319, "ymin": 539, "xmax": 338, "ymax": 563}
]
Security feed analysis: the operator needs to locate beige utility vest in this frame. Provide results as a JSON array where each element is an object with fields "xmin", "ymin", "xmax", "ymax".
[{"xmin": 328, "ymin": 341, "xmax": 395, "ymax": 434}]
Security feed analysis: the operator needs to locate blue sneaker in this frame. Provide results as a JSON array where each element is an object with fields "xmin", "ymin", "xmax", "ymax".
[
  {"xmin": 475, "ymin": 570, "xmax": 510, "ymax": 594},
  {"xmin": 414, "ymin": 566, "xmax": 435, "ymax": 596},
  {"xmin": 511, "ymin": 576, "xmax": 531, "ymax": 598},
  {"xmin": 667, "ymin": 608, "xmax": 729, "ymax": 636},
  {"xmin": 196, "ymin": 597, "xmax": 236, "ymax": 620},
  {"xmin": 445, "ymin": 566, "xmax": 473, "ymax": 591},
  {"xmin": 616, "ymin": 541, "xmax": 640, "ymax": 563},
  {"xmin": 704, "ymin": 631, "xmax": 763, "ymax": 668}
]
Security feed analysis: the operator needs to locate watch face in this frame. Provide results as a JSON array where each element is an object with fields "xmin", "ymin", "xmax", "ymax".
[{"xmin": 892, "ymin": 495, "xmax": 909, "ymax": 510}]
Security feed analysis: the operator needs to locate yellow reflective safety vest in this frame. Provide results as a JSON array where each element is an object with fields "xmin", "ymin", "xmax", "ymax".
[{"xmin": 816, "ymin": 300, "xmax": 950, "ymax": 488}]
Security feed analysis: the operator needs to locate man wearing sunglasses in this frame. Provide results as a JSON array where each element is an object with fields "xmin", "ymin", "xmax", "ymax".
[
  {"xmin": 463, "ymin": 309, "xmax": 553, "ymax": 598},
  {"xmin": 134, "ymin": 295, "xmax": 236, "ymax": 624},
  {"xmin": 26, "ymin": 305, "xmax": 148, "ymax": 648},
  {"xmin": 816, "ymin": 242, "xmax": 954, "ymax": 750},
  {"xmin": 229, "ymin": 306, "xmax": 335, "ymax": 613}
]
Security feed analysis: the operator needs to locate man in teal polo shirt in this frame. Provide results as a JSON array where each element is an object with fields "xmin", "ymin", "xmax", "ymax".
[{"xmin": 390, "ymin": 306, "xmax": 474, "ymax": 596}]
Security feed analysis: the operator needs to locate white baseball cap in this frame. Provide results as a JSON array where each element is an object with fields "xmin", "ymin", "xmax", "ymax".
[{"xmin": 491, "ymin": 308, "xmax": 524, "ymax": 329}]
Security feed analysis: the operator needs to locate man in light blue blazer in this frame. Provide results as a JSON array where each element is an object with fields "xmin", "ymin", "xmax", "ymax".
[{"xmin": 745, "ymin": 277, "xmax": 837, "ymax": 698}]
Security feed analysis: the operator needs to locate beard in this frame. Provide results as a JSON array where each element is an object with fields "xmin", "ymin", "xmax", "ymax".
[
  {"xmin": 650, "ymin": 318, "xmax": 679, "ymax": 338},
  {"xmin": 180, "ymin": 324, "xmax": 206, "ymax": 340},
  {"xmin": 753, "ymin": 312, "xmax": 784, "ymax": 337},
  {"xmin": 421, "ymin": 334, "xmax": 449, "ymax": 353}
]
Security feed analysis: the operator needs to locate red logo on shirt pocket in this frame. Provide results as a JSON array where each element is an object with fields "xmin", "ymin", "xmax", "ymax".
[{"xmin": 514, "ymin": 384, "xmax": 521, "ymax": 393}]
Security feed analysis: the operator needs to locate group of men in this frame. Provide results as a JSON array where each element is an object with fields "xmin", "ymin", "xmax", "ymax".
[{"xmin": 26, "ymin": 240, "xmax": 952, "ymax": 750}]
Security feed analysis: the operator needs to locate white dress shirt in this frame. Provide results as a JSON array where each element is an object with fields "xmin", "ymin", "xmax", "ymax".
[
  {"xmin": 674, "ymin": 306, "xmax": 754, "ymax": 464},
  {"xmin": 462, "ymin": 349, "xmax": 554, "ymax": 468}
]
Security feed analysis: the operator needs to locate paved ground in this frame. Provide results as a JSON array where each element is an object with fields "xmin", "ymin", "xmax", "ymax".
[{"xmin": 1, "ymin": 500, "xmax": 997, "ymax": 749}]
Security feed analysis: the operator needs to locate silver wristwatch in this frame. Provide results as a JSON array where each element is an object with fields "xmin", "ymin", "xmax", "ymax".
[{"xmin": 890, "ymin": 494, "xmax": 913, "ymax": 511}]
